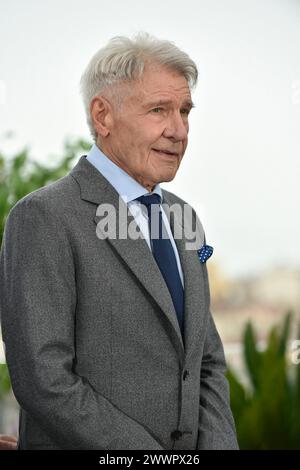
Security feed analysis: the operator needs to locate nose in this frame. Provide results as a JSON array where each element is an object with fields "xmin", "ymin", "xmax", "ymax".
[{"xmin": 162, "ymin": 111, "xmax": 188, "ymax": 142}]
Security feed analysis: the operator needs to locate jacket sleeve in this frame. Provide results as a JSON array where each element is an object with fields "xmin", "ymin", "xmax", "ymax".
[
  {"xmin": 0, "ymin": 195, "xmax": 164, "ymax": 450},
  {"xmin": 196, "ymin": 245, "xmax": 239, "ymax": 450}
]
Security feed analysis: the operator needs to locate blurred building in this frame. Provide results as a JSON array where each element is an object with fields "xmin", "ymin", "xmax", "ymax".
[
  {"xmin": 249, "ymin": 266, "xmax": 300, "ymax": 311},
  {"xmin": 208, "ymin": 263, "xmax": 300, "ymax": 345},
  {"xmin": 209, "ymin": 263, "xmax": 300, "ymax": 313}
]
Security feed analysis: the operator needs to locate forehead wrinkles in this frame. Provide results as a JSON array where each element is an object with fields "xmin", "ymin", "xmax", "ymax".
[
  {"xmin": 134, "ymin": 62, "xmax": 191, "ymax": 98},
  {"xmin": 125, "ymin": 70, "xmax": 191, "ymax": 107},
  {"xmin": 142, "ymin": 73, "xmax": 190, "ymax": 94},
  {"xmin": 139, "ymin": 85, "xmax": 191, "ymax": 105}
]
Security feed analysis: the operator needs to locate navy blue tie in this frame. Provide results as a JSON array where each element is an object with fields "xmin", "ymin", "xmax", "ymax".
[{"xmin": 135, "ymin": 193, "xmax": 184, "ymax": 339}]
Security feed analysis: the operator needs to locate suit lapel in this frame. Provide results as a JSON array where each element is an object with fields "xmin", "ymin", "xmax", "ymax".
[
  {"xmin": 94, "ymin": 202, "xmax": 185, "ymax": 357},
  {"xmin": 70, "ymin": 156, "xmax": 208, "ymax": 363},
  {"xmin": 162, "ymin": 192, "xmax": 207, "ymax": 361}
]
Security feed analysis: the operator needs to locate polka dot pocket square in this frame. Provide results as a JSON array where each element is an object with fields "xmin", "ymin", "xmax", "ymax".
[{"xmin": 197, "ymin": 244, "xmax": 214, "ymax": 263}]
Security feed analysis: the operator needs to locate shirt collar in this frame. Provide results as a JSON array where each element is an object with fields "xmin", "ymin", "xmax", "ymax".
[{"xmin": 86, "ymin": 143, "xmax": 163, "ymax": 204}]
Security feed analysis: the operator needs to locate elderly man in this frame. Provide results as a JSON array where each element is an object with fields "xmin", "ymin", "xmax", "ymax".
[{"xmin": 0, "ymin": 32, "xmax": 238, "ymax": 450}]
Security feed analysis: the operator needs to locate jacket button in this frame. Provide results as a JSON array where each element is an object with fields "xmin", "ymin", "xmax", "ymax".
[
  {"xmin": 183, "ymin": 370, "xmax": 189, "ymax": 380},
  {"xmin": 171, "ymin": 430, "xmax": 183, "ymax": 440}
]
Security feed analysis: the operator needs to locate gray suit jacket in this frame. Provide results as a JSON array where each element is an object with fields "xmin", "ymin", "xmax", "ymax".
[{"xmin": 0, "ymin": 155, "xmax": 238, "ymax": 450}]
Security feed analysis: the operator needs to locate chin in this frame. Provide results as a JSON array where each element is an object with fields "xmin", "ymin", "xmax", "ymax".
[{"xmin": 158, "ymin": 170, "xmax": 178, "ymax": 183}]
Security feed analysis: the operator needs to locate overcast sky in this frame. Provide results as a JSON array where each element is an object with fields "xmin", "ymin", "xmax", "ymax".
[{"xmin": 0, "ymin": 0, "xmax": 299, "ymax": 279}]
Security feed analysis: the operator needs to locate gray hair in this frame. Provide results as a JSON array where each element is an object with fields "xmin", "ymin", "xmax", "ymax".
[{"xmin": 80, "ymin": 32, "xmax": 198, "ymax": 141}]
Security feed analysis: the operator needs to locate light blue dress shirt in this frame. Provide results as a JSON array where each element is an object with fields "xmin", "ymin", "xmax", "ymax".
[{"xmin": 86, "ymin": 144, "xmax": 184, "ymax": 288}]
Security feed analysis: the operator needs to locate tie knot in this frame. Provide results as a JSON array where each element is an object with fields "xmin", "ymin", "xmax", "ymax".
[{"xmin": 135, "ymin": 193, "xmax": 161, "ymax": 207}]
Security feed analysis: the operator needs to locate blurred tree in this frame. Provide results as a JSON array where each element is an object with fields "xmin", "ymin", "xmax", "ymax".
[
  {"xmin": 0, "ymin": 364, "xmax": 11, "ymax": 400},
  {"xmin": 227, "ymin": 311, "xmax": 300, "ymax": 449},
  {"xmin": 0, "ymin": 138, "xmax": 91, "ymax": 246}
]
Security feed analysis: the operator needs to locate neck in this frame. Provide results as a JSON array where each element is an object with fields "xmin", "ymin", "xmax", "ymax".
[
  {"xmin": 96, "ymin": 140, "xmax": 156, "ymax": 193},
  {"xmin": 145, "ymin": 184, "xmax": 155, "ymax": 193}
]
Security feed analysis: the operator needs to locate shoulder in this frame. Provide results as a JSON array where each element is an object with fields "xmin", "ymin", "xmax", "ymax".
[
  {"xmin": 161, "ymin": 188, "xmax": 206, "ymax": 247},
  {"xmin": 161, "ymin": 188, "xmax": 192, "ymax": 208},
  {"xmin": 161, "ymin": 188, "xmax": 200, "ymax": 224},
  {"xmin": 7, "ymin": 173, "xmax": 78, "ymax": 220},
  {"xmin": 4, "ymin": 175, "xmax": 80, "ymax": 239}
]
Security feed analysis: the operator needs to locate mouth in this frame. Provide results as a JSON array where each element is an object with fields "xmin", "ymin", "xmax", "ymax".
[{"xmin": 152, "ymin": 148, "xmax": 179, "ymax": 157}]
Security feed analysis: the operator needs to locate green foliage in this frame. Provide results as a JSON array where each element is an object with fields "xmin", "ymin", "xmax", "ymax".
[
  {"xmin": 0, "ymin": 138, "xmax": 91, "ymax": 247},
  {"xmin": 227, "ymin": 311, "xmax": 300, "ymax": 449},
  {"xmin": 0, "ymin": 364, "xmax": 11, "ymax": 399}
]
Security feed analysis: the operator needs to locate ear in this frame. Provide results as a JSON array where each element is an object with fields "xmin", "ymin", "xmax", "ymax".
[{"xmin": 90, "ymin": 95, "xmax": 113, "ymax": 138}]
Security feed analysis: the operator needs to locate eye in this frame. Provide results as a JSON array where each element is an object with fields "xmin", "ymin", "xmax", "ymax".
[
  {"xmin": 180, "ymin": 108, "xmax": 190, "ymax": 115},
  {"xmin": 151, "ymin": 107, "xmax": 163, "ymax": 113}
]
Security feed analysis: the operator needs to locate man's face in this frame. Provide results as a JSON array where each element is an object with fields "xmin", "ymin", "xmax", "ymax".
[{"xmin": 98, "ymin": 63, "xmax": 193, "ymax": 191}]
